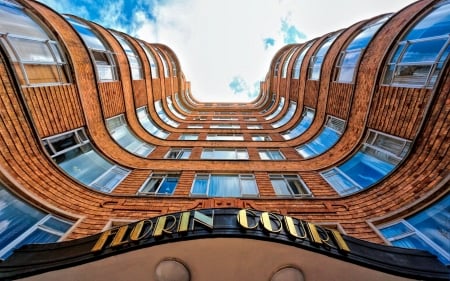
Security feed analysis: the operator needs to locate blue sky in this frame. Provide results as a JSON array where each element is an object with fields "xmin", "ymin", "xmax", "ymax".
[{"xmin": 37, "ymin": 0, "xmax": 416, "ymax": 102}]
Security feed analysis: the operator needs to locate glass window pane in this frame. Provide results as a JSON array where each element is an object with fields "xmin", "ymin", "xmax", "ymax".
[
  {"xmin": 380, "ymin": 222, "xmax": 413, "ymax": 238},
  {"xmin": 241, "ymin": 179, "xmax": 258, "ymax": 196},
  {"xmin": 0, "ymin": 187, "xmax": 46, "ymax": 252},
  {"xmin": 271, "ymin": 179, "xmax": 290, "ymax": 196},
  {"xmin": 58, "ymin": 145, "xmax": 112, "ymax": 185},
  {"xmin": 9, "ymin": 37, "xmax": 54, "ymax": 63},
  {"xmin": 408, "ymin": 194, "xmax": 450, "ymax": 252},
  {"xmin": 192, "ymin": 177, "xmax": 208, "ymax": 195},
  {"xmin": 158, "ymin": 177, "xmax": 178, "ymax": 194},
  {"xmin": 42, "ymin": 217, "xmax": 72, "ymax": 233},
  {"xmin": 0, "ymin": 3, "xmax": 48, "ymax": 39}
]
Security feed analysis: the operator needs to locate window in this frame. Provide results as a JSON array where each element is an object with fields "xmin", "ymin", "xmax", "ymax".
[
  {"xmin": 252, "ymin": 135, "xmax": 271, "ymax": 141},
  {"xmin": 212, "ymin": 117, "xmax": 239, "ymax": 121},
  {"xmin": 265, "ymin": 97, "xmax": 285, "ymax": 120},
  {"xmin": 272, "ymin": 102, "xmax": 297, "ymax": 128},
  {"xmin": 259, "ymin": 150, "xmax": 285, "ymax": 160},
  {"xmin": 378, "ymin": 194, "xmax": 450, "ymax": 265},
  {"xmin": 167, "ymin": 53, "xmax": 177, "ymax": 77},
  {"xmin": 42, "ymin": 128, "xmax": 130, "ymax": 192},
  {"xmin": 245, "ymin": 117, "xmax": 258, "ymax": 122},
  {"xmin": 210, "ymin": 124, "xmax": 241, "ymax": 129},
  {"xmin": 281, "ymin": 46, "xmax": 299, "ymax": 78},
  {"xmin": 65, "ymin": 16, "xmax": 117, "ymax": 81},
  {"xmin": 138, "ymin": 173, "xmax": 179, "ymax": 195},
  {"xmin": 292, "ymin": 42, "xmax": 313, "ymax": 79},
  {"xmin": 335, "ymin": 15, "xmax": 390, "ymax": 83},
  {"xmin": 139, "ymin": 41, "xmax": 159, "ymax": 78},
  {"xmin": 296, "ymin": 116, "xmax": 345, "ymax": 158},
  {"xmin": 112, "ymin": 31, "xmax": 143, "ymax": 80},
  {"xmin": 136, "ymin": 106, "xmax": 170, "ymax": 139},
  {"xmin": 0, "ymin": 1, "xmax": 70, "ymax": 85},
  {"xmin": 282, "ymin": 107, "xmax": 315, "ymax": 140},
  {"xmin": 308, "ymin": 32, "xmax": 340, "ymax": 80},
  {"xmin": 175, "ymin": 92, "xmax": 191, "ymax": 113},
  {"xmin": 273, "ymin": 55, "xmax": 283, "ymax": 77},
  {"xmin": 321, "ymin": 130, "xmax": 411, "ymax": 195},
  {"xmin": 155, "ymin": 100, "xmax": 179, "ymax": 127},
  {"xmin": 187, "ymin": 124, "xmax": 203, "ymax": 129},
  {"xmin": 201, "ymin": 148, "xmax": 249, "ymax": 160},
  {"xmin": 261, "ymin": 96, "xmax": 275, "ymax": 114},
  {"xmin": 106, "ymin": 115, "xmax": 154, "ymax": 157},
  {"xmin": 270, "ymin": 175, "xmax": 312, "ymax": 197},
  {"xmin": 153, "ymin": 46, "xmax": 170, "ymax": 78},
  {"xmin": 165, "ymin": 148, "xmax": 192, "ymax": 159},
  {"xmin": 179, "ymin": 134, "xmax": 199, "ymax": 140},
  {"xmin": 166, "ymin": 96, "xmax": 186, "ymax": 120},
  {"xmin": 382, "ymin": 2, "xmax": 450, "ymax": 88},
  {"xmin": 206, "ymin": 134, "xmax": 244, "ymax": 141},
  {"xmin": 190, "ymin": 174, "xmax": 259, "ymax": 197},
  {"xmin": 0, "ymin": 185, "xmax": 73, "ymax": 259},
  {"xmin": 247, "ymin": 124, "xmax": 262, "ymax": 129}
]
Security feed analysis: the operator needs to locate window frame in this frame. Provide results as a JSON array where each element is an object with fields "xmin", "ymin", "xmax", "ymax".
[
  {"xmin": 269, "ymin": 174, "xmax": 312, "ymax": 197},
  {"xmin": 258, "ymin": 149, "xmax": 286, "ymax": 160},
  {"xmin": 190, "ymin": 173, "xmax": 259, "ymax": 198},
  {"xmin": 0, "ymin": 2, "xmax": 71, "ymax": 86},
  {"xmin": 42, "ymin": 127, "xmax": 130, "ymax": 192},
  {"xmin": 137, "ymin": 173, "xmax": 180, "ymax": 195},
  {"xmin": 201, "ymin": 148, "xmax": 249, "ymax": 160},
  {"xmin": 164, "ymin": 148, "xmax": 192, "ymax": 159}
]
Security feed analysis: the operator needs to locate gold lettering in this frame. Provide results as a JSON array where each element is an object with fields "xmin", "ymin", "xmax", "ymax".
[
  {"xmin": 129, "ymin": 220, "xmax": 154, "ymax": 241},
  {"xmin": 315, "ymin": 226, "xmax": 334, "ymax": 248},
  {"xmin": 192, "ymin": 210, "xmax": 214, "ymax": 230},
  {"xmin": 260, "ymin": 212, "xmax": 282, "ymax": 233},
  {"xmin": 284, "ymin": 216, "xmax": 307, "ymax": 239},
  {"xmin": 306, "ymin": 223, "xmax": 323, "ymax": 244},
  {"xmin": 237, "ymin": 209, "xmax": 258, "ymax": 229},
  {"xmin": 330, "ymin": 229, "xmax": 351, "ymax": 252},
  {"xmin": 91, "ymin": 229, "xmax": 115, "ymax": 252},
  {"xmin": 110, "ymin": 225, "xmax": 129, "ymax": 247},
  {"xmin": 178, "ymin": 212, "xmax": 190, "ymax": 232},
  {"xmin": 153, "ymin": 215, "xmax": 177, "ymax": 237}
]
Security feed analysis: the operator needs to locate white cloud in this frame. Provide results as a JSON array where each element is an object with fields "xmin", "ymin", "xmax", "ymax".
[{"xmin": 38, "ymin": 0, "xmax": 417, "ymax": 102}]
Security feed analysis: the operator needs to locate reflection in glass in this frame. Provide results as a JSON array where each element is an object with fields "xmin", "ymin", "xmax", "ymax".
[
  {"xmin": 321, "ymin": 130, "xmax": 411, "ymax": 195},
  {"xmin": 383, "ymin": 2, "xmax": 450, "ymax": 88},
  {"xmin": 42, "ymin": 128, "xmax": 130, "ymax": 192},
  {"xmin": 106, "ymin": 115, "xmax": 154, "ymax": 157},
  {"xmin": 282, "ymin": 107, "xmax": 315, "ymax": 140},
  {"xmin": 137, "ymin": 106, "xmax": 170, "ymax": 139},
  {"xmin": 0, "ymin": 185, "xmax": 72, "ymax": 259},
  {"xmin": 191, "ymin": 174, "xmax": 258, "ymax": 197},
  {"xmin": 296, "ymin": 116, "xmax": 345, "ymax": 158},
  {"xmin": 379, "ymin": 194, "xmax": 450, "ymax": 265}
]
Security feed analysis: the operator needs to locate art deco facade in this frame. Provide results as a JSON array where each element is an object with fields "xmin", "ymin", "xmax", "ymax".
[{"xmin": 0, "ymin": 0, "xmax": 448, "ymax": 280}]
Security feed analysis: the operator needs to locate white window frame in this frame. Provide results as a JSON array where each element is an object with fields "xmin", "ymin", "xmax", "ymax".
[
  {"xmin": 0, "ymin": 214, "xmax": 72, "ymax": 259},
  {"xmin": 137, "ymin": 173, "xmax": 180, "ymax": 195},
  {"xmin": 179, "ymin": 134, "xmax": 199, "ymax": 140},
  {"xmin": 206, "ymin": 134, "xmax": 244, "ymax": 141},
  {"xmin": 258, "ymin": 149, "xmax": 286, "ymax": 160},
  {"xmin": 252, "ymin": 135, "xmax": 272, "ymax": 141},
  {"xmin": 201, "ymin": 148, "xmax": 249, "ymax": 160},
  {"xmin": 269, "ymin": 174, "xmax": 312, "ymax": 197},
  {"xmin": 190, "ymin": 174, "xmax": 259, "ymax": 198},
  {"xmin": 164, "ymin": 148, "xmax": 192, "ymax": 159}
]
